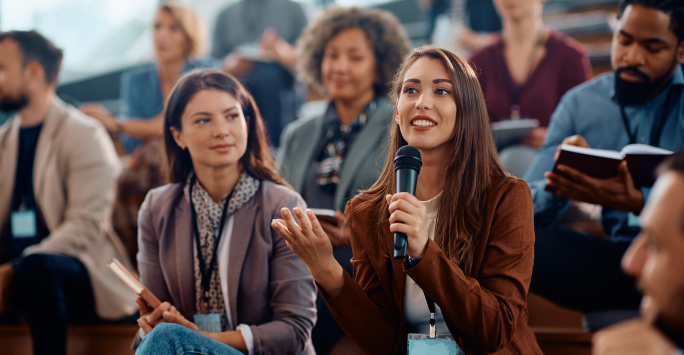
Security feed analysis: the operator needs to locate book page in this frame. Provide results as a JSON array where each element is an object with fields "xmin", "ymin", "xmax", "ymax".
[
  {"xmin": 108, "ymin": 261, "xmax": 143, "ymax": 294},
  {"xmin": 620, "ymin": 144, "xmax": 673, "ymax": 156},
  {"xmin": 561, "ymin": 144, "xmax": 623, "ymax": 160}
]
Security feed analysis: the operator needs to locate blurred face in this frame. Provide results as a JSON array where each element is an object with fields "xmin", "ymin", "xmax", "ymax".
[
  {"xmin": 171, "ymin": 89, "xmax": 248, "ymax": 172},
  {"xmin": 0, "ymin": 39, "xmax": 30, "ymax": 112},
  {"xmin": 153, "ymin": 9, "xmax": 189, "ymax": 63},
  {"xmin": 611, "ymin": 5, "xmax": 684, "ymax": 100},
  {"xmin": 321, "ymin": 28, "xmax": 378, "ymax": 104},
  {"xmin": 493, "ymin": 0, "xmax": 545, "ymax": 21},
  {"xmin": 395, "ymin": 57, "xmax": 457, "ymax": 157},
  {"xmin": 622, "ymin": 172, "xmax": 684, "ymax": 346}
]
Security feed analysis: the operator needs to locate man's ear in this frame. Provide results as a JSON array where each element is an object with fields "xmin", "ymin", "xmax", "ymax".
[
  {"xmin": 24, "ymin": 61, "xmax": 46, "ymax": 90},
  {"xmin": 677, "ymin": 41, "xmax": 684, "ymax": 64}
]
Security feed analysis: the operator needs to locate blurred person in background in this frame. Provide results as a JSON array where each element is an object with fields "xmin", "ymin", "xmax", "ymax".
[
  {"xmin": 469, "ymin": 0, "xmax": 591, "ymax": 177},
  {"xmin": 277, "ymin": 7, "xmax": 411, "ymax": 354},
  {"xmin": 593, "ymin": 152, "xmax": 684, "ymax": 355},
  {"xmin": 0, "ymin": 30, "xmax": 136, "ymax": 355},
  {"xmin": 81, "ymin": 1, "xmax": 220, "ymax": 154},
  {"xmin": 525, "ymin": 0, "xmax": 684, "ymax": 330},
  {"xmin": 212, "ymin": 0, "xmax": 308, "ymax": 147}
]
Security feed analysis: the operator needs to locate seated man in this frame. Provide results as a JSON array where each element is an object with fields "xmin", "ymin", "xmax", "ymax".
[
  {"xmin": 524, "ymin": 0, "xmax": 684, "ymax": 326},
  {"xmin": 593, "ymin": 152, "xmax": 684, "ymax": 354},
  {"xmin": 0, "ymin": 31, "xmax": 136, "ymax": 355}
]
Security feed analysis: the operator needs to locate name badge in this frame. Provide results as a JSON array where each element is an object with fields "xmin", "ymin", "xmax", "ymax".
[
  {"xmin": 11, "ymin": 210, "xmax": 37, "ymax": 238},
  {"xmin": 408, "ymin": 333, "xmax": 462, "ymax": 355},
  {"xmin": 628, "ymin": 212, "xmax": 642, "ymax": 227},
  {"xmin": 194, "ymin": 313, "xmax": 221, "ymax": 333}
]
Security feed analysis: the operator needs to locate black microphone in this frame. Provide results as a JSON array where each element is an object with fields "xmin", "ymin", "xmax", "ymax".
[{"xmin": 393, "ymin": 145, "xmax": 422, "ymax": 259}]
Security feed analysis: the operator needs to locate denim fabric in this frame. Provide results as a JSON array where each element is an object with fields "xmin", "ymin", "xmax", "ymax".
[{"xmin": 137, "ymin": 323, "xmax": 244, "ymax": 355}]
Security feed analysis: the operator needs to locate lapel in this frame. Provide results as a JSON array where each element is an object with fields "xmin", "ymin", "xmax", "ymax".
[
  {"xmin": 227, "ymin": 194, "xmax": 258, "ymax": 325},
  {"xmin": 33, "ymin": 99, "xmax": 65, "ymax": 207},
  {"xmin": 382, "ymin": 219, "xmax": 406, "ymax": 310},
  {"xmin": 0, "ymin": 117, "xmax": 20, "ymax": 230},
  {"xmin": 335, "ymin": 99, "xmax": 392, "ymax": 210},
  {"xmin": 290, "ymin": 118, "xmax": 323, "ymax": 192},
  {"xmin": 173, "ymin": 197, "xmax": 196, "ymax": 318}
]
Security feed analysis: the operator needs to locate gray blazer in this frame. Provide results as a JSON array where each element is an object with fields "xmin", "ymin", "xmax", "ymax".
[
  {"xmin": 278, "ymin": 98, "xmax": 393, "ymax": 212},
  {"xmin": 136, "ymin": 180, "xmax": 316, "ymax": 354}
]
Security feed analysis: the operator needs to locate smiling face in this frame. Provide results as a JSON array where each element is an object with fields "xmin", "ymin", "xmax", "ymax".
[
  {"xmin": 622, "ymin": 171, "xmax": 684, "ymax": 343},
  {"xmin": 612, "ymin": 4, "xmax": 684, "ymax": 84},
  {"xmin": 171, "ymin": 89, "xmax": 248, "ymax": 172},
  {"xmin": 153, "ymin": 9, "xmax": 189, "ymax": 63},
  {"xmin": 321, "ymin": 27, "xmax": 378, "ymax": 104},
  {"xmin": 395, "ymin": 57, "xmax": 457, "ymax": 157}
]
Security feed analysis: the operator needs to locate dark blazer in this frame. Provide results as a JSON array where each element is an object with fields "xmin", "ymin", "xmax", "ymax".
[
  {"xmin": 136, "ymin": 180, "xmax": 317, "ymax": 355},
  {"xmin": 278, "ymin": 98, "xmax": 393, "ymax": 211},
  {"xmin": 323, "ymin": 172, "xmax": 543, "ymax": 355}
]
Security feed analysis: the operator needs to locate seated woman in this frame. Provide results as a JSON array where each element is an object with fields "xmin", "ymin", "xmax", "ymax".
[
  {"xmin": 468, "ymin": 0, "xmax": 591, "ymax": 176},
  {"xmin": 132, "ymin": 69, "xmax": 316, "ymax": 355},
  {"xmin": 81, "ymin": 1, "xmax": 220, "ymax": 154},
  {"xmin": 272, "ymin": 46, "xmax": 543, "ymax": 354},
  {"xmin": 277, "ymin": 7, "xmax": 410, "ymax": 353}
]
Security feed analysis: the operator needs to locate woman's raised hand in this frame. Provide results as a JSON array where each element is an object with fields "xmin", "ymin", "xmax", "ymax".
[
  {"xmin": 386, "ymin": 193, "xmax": 429, "ymax": 259},
  {"xmin": 271, "ymin": 207, "xmax": 344, "ymax": 297}
]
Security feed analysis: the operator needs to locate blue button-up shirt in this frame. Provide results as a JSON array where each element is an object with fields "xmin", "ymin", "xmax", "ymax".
[
  {"xmin": 524, "ymin": 65, "xmax": 684, "ymax": 243},
  {"xmin": 119, "ymin": 57, "xmax": 221, "ymax": 153}
]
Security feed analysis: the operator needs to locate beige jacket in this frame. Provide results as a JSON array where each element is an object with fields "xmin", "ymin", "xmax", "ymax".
[{"xmin": 0, "ymin": 97, "xmax": 137, "ymax": 320}]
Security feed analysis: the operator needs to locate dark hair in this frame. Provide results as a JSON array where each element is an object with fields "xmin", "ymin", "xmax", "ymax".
[
  {"xmin": 296, "ymin": 6, "xmax": 412, "ymax": 97},
  {"xmin": 163, "ymin": 68, "xmax": 288, "ymax": 187},
  {"xmin": 0, "ymin": 30, "xmax": 63, "ymax": 84},
  {"xmin": 354, "ymin": 45, "xmax": 508, "ymax": 276},
  {"xmin": 618, "ymin": 0, "xmax": 684, "ymax": 41}
]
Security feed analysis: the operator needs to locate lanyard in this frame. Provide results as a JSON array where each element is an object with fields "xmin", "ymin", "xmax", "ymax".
[
  {"xmin": 423, "ymin": 292, "xmax": 436, "ymax": 339},
  {"xmin": 500, "ymin": 30, "xmax": 546, "ymax": 120},
  {"xmin": 619, "ymin": 84, "xmax": 682, "ymax": 146},
  {"xmin": 189, "ymin": 175, "xmax": 234, "ymax": 313}
]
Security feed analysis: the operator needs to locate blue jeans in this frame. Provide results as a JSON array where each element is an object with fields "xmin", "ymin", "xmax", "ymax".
[{"xmin": 137, "ymin": 323, "xmax": 244, "ymax": 355}]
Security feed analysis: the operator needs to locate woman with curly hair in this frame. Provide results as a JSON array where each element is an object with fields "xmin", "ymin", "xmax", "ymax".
[{"xmin": 277, "ymin": 6, "xmax": 411, "ymax": 353}]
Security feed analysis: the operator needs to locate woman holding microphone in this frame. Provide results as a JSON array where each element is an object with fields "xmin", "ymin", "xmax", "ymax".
[{"xmin": 272, "ymin": 46, "xmax": 542, "ymax": 354}]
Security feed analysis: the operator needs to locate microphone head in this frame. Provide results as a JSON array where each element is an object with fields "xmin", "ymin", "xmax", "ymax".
[{"xmin": 394, "ymin": 145, "xmax": 422, "ymax": 172}]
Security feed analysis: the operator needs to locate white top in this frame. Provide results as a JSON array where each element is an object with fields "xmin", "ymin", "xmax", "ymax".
[{"xmin": 403, "ymin": 193, "xmax": 450, "ymax": 335}]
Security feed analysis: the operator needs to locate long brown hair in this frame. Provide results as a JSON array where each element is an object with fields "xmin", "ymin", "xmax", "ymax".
[
  {"xmin": 355, "ymin": 45, "xmax": 507, "ymax": 275},
  {"xmin": 163, "ymin": 68, "xmax": 288, "ymax": 187}
]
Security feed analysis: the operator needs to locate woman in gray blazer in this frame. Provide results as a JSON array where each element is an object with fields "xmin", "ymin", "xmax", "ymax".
[
  {"xmin": 277, "ymin": 7, "xmax": 411, "ymax": 354},
  {"xmin": 133, "ymin": 69, "xmax": 316, "ymax": 355}
]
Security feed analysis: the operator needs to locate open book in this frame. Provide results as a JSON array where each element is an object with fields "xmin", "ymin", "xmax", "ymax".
[
  {"xmin": 107, "ymin": 258, "xmax": 161, "ymax": 309},
  {"xmin": 491, "ymin": 119, "xmax": 540, "ymax": 150},
  {"xmin": 546, "ymin": 144, "xmax": 673, "ymax": 191}
]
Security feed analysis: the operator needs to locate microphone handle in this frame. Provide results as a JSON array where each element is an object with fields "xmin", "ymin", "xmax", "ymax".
[{"xmin": 394, "ymin": 168, "xmax": 418, "ymax": 259}]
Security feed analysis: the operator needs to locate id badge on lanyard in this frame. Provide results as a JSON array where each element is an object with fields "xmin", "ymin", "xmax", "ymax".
[
  {"xmin": 407, "ymin": 293, "xmax": 461, "ymax": 355},
  {"xmin": 11, "ymin": 201, "xmax": 37, "ymax": 238},
  {"xmin": 194, "ymin": 312, "xmax": 222, "ymax": 333}
]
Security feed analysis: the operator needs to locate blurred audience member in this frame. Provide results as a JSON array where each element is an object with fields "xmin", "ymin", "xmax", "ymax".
[
  {"xmin": 453, "ymin": 0, "xmax": 502, "ymax": 53},
  {"xmin": 421, "ymin": 0, "xmax": 450, "ymax": 43},
  {"xmin": 593, "ymin": 152, "xmax": 684, "ymax": 354},
  {"xmin": 212, "ymin": 0, "xmax": 308, "ymax": 146},
  {"xmin": 469, "ymin": 0, "xmax": 591, "ymax": 176},
  {"xmin": 81, "ymin": 1, "xmax": 220, "ymax": 154},
  {"xmin": 525, "ymin": 0, "xmax": 684, "ymax": 329},
  {"xmin": 278, "ymin": 7, "xmax": 410, "ymax": 354},
  {"xmin": 132, "ymin": 69, "xmax": 316, "ymax": 355},
  {"xmin": 0, "ymin": 31, "xmax": 136, "ymax": 355}
]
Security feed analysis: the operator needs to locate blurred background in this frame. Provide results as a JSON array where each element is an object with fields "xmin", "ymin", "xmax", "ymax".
[{"xmin": 0, "ymin": 0, "xmax": 619, "ymax": 126}]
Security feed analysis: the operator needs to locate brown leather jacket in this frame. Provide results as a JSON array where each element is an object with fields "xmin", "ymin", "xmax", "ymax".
[{"xmin": 322, "ymin": 172, "xmax": 543, "ymax": 355}]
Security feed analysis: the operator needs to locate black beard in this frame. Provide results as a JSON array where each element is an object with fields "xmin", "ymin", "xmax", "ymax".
[
  {"xmin": 0, "ymin": 93, "xmax": 29, "ymax": 112},
  {"xmin": 653, "ymin": 313, "xmax": 684, "ymax": 349},
  {"xmin": 614, "ymin": 66, "xmax": 673, "ymax": 106}
]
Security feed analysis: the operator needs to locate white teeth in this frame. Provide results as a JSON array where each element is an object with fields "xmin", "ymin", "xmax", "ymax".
[{"xmin": 411, "ymin": 120, "xmax": 436, "ymax": 127}]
